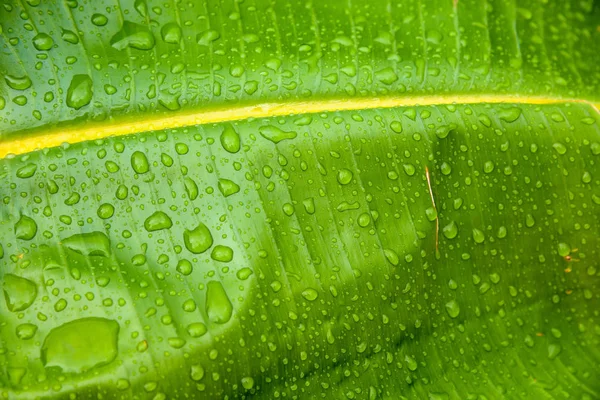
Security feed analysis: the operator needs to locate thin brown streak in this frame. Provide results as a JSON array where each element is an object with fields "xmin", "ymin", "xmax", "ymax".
[{"xmin": 425, "ymin": 166, "xmax": 439, "ymax": 253}]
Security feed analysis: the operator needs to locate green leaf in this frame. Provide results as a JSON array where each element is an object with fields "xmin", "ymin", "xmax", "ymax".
[{"xmin": 1, "ymin": 0, "xmax": 600, "ymax": 399}]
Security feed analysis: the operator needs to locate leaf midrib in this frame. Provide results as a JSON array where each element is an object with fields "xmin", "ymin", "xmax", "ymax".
[{"xmin": 1, "ymin": 95, "xmax": 598, "ymax": 159}]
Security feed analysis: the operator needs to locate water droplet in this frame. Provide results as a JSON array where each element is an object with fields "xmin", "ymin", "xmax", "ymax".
[
  {"xmin": 62, "ymin": 231, "xmax": 111, "ymax": 257},
  {"xmin": 190, "ymin": 364, "xmax": 205, "ymax": 381},
  {"xmin": 218, "ymin": 179, "xmax": 240, "ymax": 197},
  {"xmin": 241, "ymin": 377, "xmax": 254, "ymax": 390},
  {"xmin": 472, "ymin": 228, "xmax": 485, "ymax": 244},
  {"xmin": 182, "ymin": 299, "xmax": 197, "ymax": 312},
  {"xmin": 196, "ymin": 30, "xmax": 220, "ymax": 45},
  {"xmin": 525, "ymin": 214, "xmax": 536, "ymax": 227},
  {"xmin": 184, "ymin": 177, "xmax": 199, "ymax": 200},
  {"xmin": 498, "ymin": 107, "xmax": 522, "ymax": 123},
  {"xmin": 160, "ymin": 22, "xmax": 182, "ymax": 44},
  {"xmin": 184, "ymin": 222, "xmax": 213, "ymax": 254},
  {"xmin": 375, "ymin": 67, "xmax": 398, "ymax": 84},
  {"xmin": 16, "ymin": 163, "xmax": 37, "ymax": 179},
  {"xmin": 442, "ymin": 221, "xmax": 458, "ymax": 239},
  {"xmin": 5, "ymin": 75, "xmax": 32, "ymax": 90},
  {"xmin": 390, "ymin": 121, "xmax": 403, "ymax": 133},
  {"xmin": 404, "ymin": 355, "xmax": 418, "ymax": 371},
  {"xmin": 553, "ymin": 142, "xmax": 567, "ymax": 155},
  {"xmin": 3, "ymin": 274, "xmax": 37, "ymax": 312},
  {"xmin": 16, "ymin": 323, "xmax": 38, "ymax": 340},
  {"xmin": 144, "ymin": 211, "xmax": 172, "ymax": 231},
  {"xmin": 15, "ymin": 214, "xmax": 37, "ymax": 240},
  {"xmin": 445, "ymin": 300, "xmax": 460, "ymax": 318},
  {"xmin": 301, "ymin": 288, "xmax": 318, "ymax": 301},
  {"xmin": 110, "ymin": 21, "xmax": 155, "ymax": 50},
  {"xmin": 32, "ymin": 33, "xmax": 54, "ymax": 50},
  {"xmin": 210, "ymin": 245, "xmax": 233, "ymax": 263},
  {"xmin": 236, "ymin": 268, "xmax": 253, "ymax": 280},
  {"xmin": 557, "ymin": 242, "xmax": 570, "ymax": 257},
  {"xmin": 41, "ymin": 318, "xmax": 119, "ymax": 373},
  {"xmin": 547, "ymin": 343, "xmax": 561, "ymax": 360},
  {"xmin": 220, "ymin": 125, "xmax": 241, "ymax": 153},
  {"xmin": 259, "ymin": 125, "xmax": 297, "ymax": 143},
  {"xmin": 61, "ymin": 29, "xmax": 79, "ymax": 44},
  {"xmin": 66, "ymin": 74, "xmax": 93, "ymax": 109},
  {"xmin": 403, "ymin": 164, "xmax": 415, "ymax": 176},
  {"xmin": 187, "ymin": 322, "xmax": 207, "ymax": 337},
  {"xmin": 357, "ymin": 212, "xmax": 371, "ymax": 227},
  {"xmin": 336, "ymin": 169, "xmax": 353, "ymax": 185},
  {"xmin": 384, "ymin": 249, "xmax": 400, "ymax": 266},
  {"xmin": 440, "ymin": 162, "xmax": 452, "ymax": 175},
  {"xmin": 205, "ymin": 281, "xmax": 233, "ymax": 324},
  {"xmin": 97, "ymin": 203, "xmax": 115, "ymax": 219},
  {"xmin": 131, "ymin": 151, "xmax": 149, "ymax": 174},
  {"xmin": 91, "ymin": 13, "xmax": 108, "ymax": 26},
  {"xmin": 176, "ymin": 259, "xmax": 193, "ymax": 275}
]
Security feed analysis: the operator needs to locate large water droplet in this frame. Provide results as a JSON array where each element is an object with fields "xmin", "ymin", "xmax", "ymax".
[
  {"xmin": 337, "ymin": 169, "xmax": 353, "ymax": 185},
  {"xmin": 62, "ymin": 231, "xmax": 111, "ymax": 257},
  {"xmin": 5, "ymin": 75, "xmax": 32, "ymax": 90},
  {"xmin": 32, "ymin": 33, "xmax": 54, "ymax": 50},
  {"xmin": 301, "ymin": 288, "xmax": 319, "ymax": 301},
  {"xmin": 498, "ymin": 107, "xmax": 522, "ymax": 123},
  {"xmin": 259, "ymin": 125, "xmax": 297, "ymax": 143},
  {"xmin": 41, "ymin": 318, "xmax": 119, "ymax": 373},
  {"xmin": 160, "ymin": 22, "xmax": 182, "ymax": 44},
  {"xmin": 110, "ymin": 21, "xmax": 155, "ymax": 50},
  {"xmin": 144, "ymin": 211, "xmax": 172, "ymax": 232},
  {"xmin": 183, "ymin": 222, "xmax": 213, "ymax": 254},
  {"xmin": 220, "ymin": 125, "xmax": 241, "ymax": 153},
  {"xmin": 16, "ymin": 323, "xmax": 38, "ymax": 340},
  {"xmin": 445, "ymin": 300, "xmax": 460, "ymax": 318},
  {"xmin": 3, "ymin": 274, "xmax": 37, "ymax": 311},
  {"xmin": 131, "ymin": 151, "xmax": 149, "ymax": 174},
  {"xmin": 205, "ymin": 281, "xmax": 233, "ymax": 324},
  {"xmin": 442, "ymin": 221, "xmax": 458, "ymax": 239},
  {"xmin": 16, "ymin": 163, "xmax": 37, "ymax": 179},
  {"xmin": 218, "ymin": 179, "xmax": 240, "ymax": 197},
  {"xmin": 15, "ymin": 215, "xmax": 37, "ymax": 240},
  {"xmin": 66, "ymin": 74, "xmax": 93, "ymax": 109},
  {"xmin": 210, "ymin": 245, "xmax": 233, "ymax": 262}
]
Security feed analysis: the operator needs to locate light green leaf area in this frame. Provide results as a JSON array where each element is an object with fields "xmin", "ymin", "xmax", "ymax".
[{"xmin": 0, "ymin": 0, "xmax": 600, "ymax": 399}]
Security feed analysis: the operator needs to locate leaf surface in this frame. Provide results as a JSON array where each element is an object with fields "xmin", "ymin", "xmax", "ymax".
[{"xmin": 0, "ymin": 1, "xmax": 599, "ymax": 399}]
